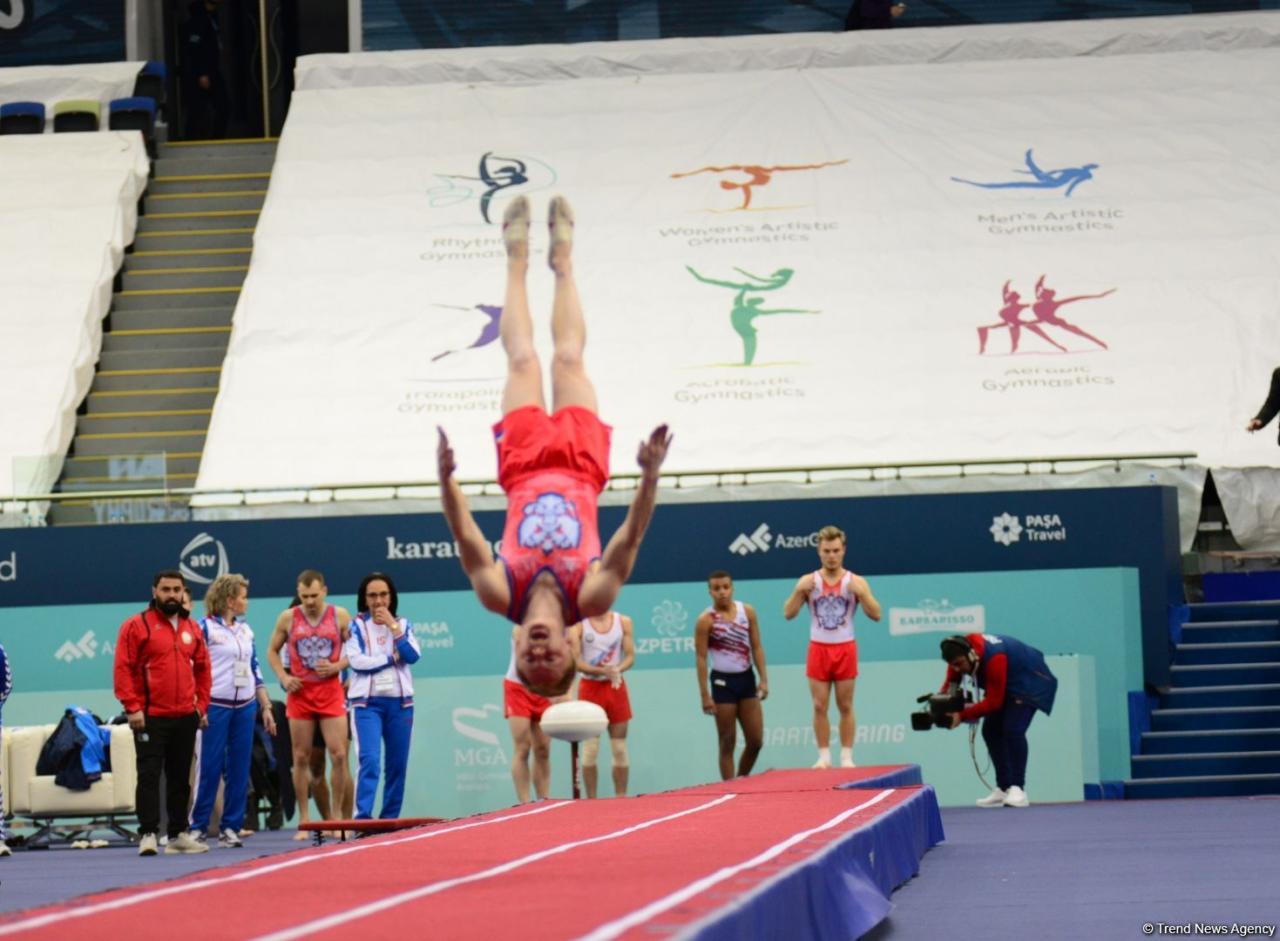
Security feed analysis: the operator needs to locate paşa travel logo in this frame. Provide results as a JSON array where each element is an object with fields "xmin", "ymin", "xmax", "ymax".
[
  {"xmin": 427, "ymin": 152, "xmax": 557, "ymax": 224},
  {"xmin": 670, "ymin": 160, "xmax": 848, "ymax": 213},
  {"xmin": 977, "ymin": 276, "xmax": 1114, "ymax": 355},
  {"xmin": 953, "ymin": 149, "xmax": 1098, "ymax": 198}
]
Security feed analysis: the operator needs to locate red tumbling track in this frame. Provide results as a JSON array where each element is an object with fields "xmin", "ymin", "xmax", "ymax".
[{"xmin": 0, "ymin": 771, "xmax": 932, "ymax": 941}]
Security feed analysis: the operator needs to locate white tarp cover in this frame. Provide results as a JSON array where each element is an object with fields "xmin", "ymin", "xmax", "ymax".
[
  {"xmin": 203, "ymin": 15, "xmax": 1280, "ymax": 543},
  {"xmin": 0, "ymin": 132, "xmax": 149, "ymax": 498},
  {"xmin": 0, "ymin": 60, "xmax": 145, "ymax": 131}
]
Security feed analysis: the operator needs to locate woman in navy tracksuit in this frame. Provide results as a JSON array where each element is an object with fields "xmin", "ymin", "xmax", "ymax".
[
  {"xmin": 190, "ymin": 574, "xmax": 276, "ymax": 846},
  {"xmin": 345, "ymin": 573, "xmax": 420, "ymax": 819}
]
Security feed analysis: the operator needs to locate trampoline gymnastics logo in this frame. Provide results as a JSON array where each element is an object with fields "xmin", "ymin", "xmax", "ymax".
[
  {"xmin": 427, "ymin": 151, "xmax": 558, "ymax": 224},
  {"xmin": 178, "ymin": 532, "xmax": 229, "ymax": 585},
  {"xmin": 989, "ymin": 513, "xmax": 1023, "ymax": 546}
]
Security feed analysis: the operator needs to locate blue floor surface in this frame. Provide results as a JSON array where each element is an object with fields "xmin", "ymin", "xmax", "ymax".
[{"xmin": 865, "ymin": 797, "xmax": 1280, "ymax": 940}]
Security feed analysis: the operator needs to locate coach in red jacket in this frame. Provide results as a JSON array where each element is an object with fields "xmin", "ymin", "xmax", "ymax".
[{"xmin": 113, "ymin": 570, "xmax": 213, "ymax": 856}]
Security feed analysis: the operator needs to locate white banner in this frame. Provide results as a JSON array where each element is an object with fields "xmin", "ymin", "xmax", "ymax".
[{"xmin": 200, "ymin": 37, "xmax": 1280, "ymax": 505}]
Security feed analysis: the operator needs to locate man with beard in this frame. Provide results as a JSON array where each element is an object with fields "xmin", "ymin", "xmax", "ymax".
[{"xmin": 113, "ymin": 570, "xmax": 212, "ymax": 856}]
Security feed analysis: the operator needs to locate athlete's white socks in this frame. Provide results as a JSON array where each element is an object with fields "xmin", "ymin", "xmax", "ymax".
[
  {"xmin": 840, "ymin": 747, "xmax": 855, "ymax": 768},
  {"xmin": 817, "ymin": 747, "xmax": 831, "ymax": 765}
]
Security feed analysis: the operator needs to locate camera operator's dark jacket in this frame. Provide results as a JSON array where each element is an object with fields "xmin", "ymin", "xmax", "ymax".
[
  {"xmin": 944, "ymin": 633, "xmax": 1057, "ymax": 721},
  {"xmin": 1253, "ymin": 367, "xmax": 1280, "ymax": 443}
]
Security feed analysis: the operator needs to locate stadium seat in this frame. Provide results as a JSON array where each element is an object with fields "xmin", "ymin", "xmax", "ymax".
[
  {"xmin": 109, "ymin": 96, "xmax": 158, "ymax": 157},
  {"xmin": 131, "ymin": 60, "xmax": 167, "ymax": 118},
  {"xmin": 0, "ymin": 101, "xmax": 46, "ymax": 135},
  {"xmin": 52, "ymin": 99, "xmax": 102, "ymax": 133}
]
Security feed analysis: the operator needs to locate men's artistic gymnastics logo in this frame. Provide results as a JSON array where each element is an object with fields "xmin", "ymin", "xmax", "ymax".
[
  {"xmin": 687, "ymin": 265, "xmax": 819, "ymax": 366},
  {"xmin": 952, "ymin": 149, "xmax": 1098, "ymax": 198},
  {"xmin": 670, "ymin": 160, "xmax": 848, "ymax": 212},
  {"xmin": 977, "ymin": 276, "xmax": 1114, "ymax": 355},
  {"xmin": 518, "ymin": 493, "xmax": 582, "ymax": 554},
  {"xmin": 427, "ymin": 152, "xmax": 557, "ymax": 224}
]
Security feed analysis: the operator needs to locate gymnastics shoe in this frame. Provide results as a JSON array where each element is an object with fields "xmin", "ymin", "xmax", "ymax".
[
  {"xmin": 547, "ymin": 195, "xmax": 574, "ymax": 265},
  {"xmin": 1003, "ymin": 786, "xmax": 1030, "ymax": 808},
  {"xmin": 812, "ymin": 756, "xmax": 832, "ymax": 769},
  {"xmin": 138, "ymin": 832, "xmax": 159, "ymax": 856},
  {"xmin": 975, "ymin": 788, "xmax": 1007, "ymax": 808},
  {"xmin": 165, "ymin": 830, "xmax": 210, "ymax": 854},
  {"xmin": 502, "ymin": 195, "xmax": 531, "ymax": 255}
]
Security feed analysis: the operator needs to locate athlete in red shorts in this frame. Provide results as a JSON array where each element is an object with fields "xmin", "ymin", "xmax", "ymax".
[
  {"xmin": 783, "ymin": 526, "xmax": 881, "ymax": 769},
  {"xmin": 267, "ymin": 570, "xmax": 352, "ymax": 839},
  {"xmin": 502, "ymin": 626, "xmax": 564, "ymax": 803},
  {"xmin": 571, "ymin": 610, "xmax": 635, "ymax": 797},
  {"xmin": 438, "ymin": 195, "xmax": 671, "ymax": 699}
]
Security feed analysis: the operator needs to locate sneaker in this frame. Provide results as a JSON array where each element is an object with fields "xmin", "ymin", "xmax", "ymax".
[
  {"xmin": 1003, "ymin": 786, "xmax": 1030, "ymax": 808},
  {"xmin": 218, "ymin": 828, "xmax": 243, "ymax": 849},
  {"xmin": 164, "ymin": 831, "xmax": 210, "ymax": 855},
  {"xmin": 976, "ymin": 788, "xmax": 1007, "ymax": 808},
  {"xmin": 0, "ymin": 841, "xmax": 11, "ymax": 857},
  {"xmin": 138, "ymin": 833, "xmax": 159, "ymax": 856}
]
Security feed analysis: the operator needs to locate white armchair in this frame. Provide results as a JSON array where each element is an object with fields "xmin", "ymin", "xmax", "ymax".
[{"xmin": 6, "ymin": 724, "xmax": 137, "ymax": 845}]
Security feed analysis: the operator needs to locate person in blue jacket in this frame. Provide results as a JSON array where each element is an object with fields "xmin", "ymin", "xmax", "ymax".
[
  {"xmin": 939, "ymin": 633, "xmax": 1057, "ymax": 809},
  {"xmin": 344, "ymin": 573, "xmax": 421, "ymax": 819}
]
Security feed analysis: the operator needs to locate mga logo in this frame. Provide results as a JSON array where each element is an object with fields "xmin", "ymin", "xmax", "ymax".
[
  {"xmin": 729, "ymin": 524, "xmax": 772, "ymax": 555},
  {"xmin": 179, "ymin": 532, "xmax": 229, "ymax": 585},
  {"xmin": 55, "ymin": 631, "xmax": 100, "ymax": 662}
]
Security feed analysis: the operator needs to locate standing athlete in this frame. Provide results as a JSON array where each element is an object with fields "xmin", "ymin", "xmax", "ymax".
[
  {"xmin": 695, "ymin": 571, "xmax": 768, "ymax": 780},
  {"xmin": 267, "ymin": 570, "xmax": 352, "ymax": 838},
  {"xmin": 783, "ymin": 526, "xmax": 881, "ymax": 769},
  {"xmin": 571, "ymin": 610, "xmax": 635, "ymax": 798},
  {"xmin": 438, "ymin": 194, "xmax": 671, "ymax": 698}
]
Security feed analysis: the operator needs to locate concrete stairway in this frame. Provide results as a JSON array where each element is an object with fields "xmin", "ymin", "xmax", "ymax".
[{"xmin": 49, "ymin": 139, "xmax": 277, "ymax": 525}]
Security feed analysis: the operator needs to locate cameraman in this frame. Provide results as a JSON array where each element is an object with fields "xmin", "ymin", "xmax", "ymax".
[{"xmin": 939, "ymin": 633, "xmax": 1057, "ymax": 809}]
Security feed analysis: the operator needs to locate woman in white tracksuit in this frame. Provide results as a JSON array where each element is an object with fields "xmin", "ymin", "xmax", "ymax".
[{"xmin": 345, "ymin": 572, "xmax": 420, "ymax": 819}]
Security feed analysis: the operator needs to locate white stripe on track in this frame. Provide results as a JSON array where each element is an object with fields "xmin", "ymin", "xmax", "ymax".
[
  {"xmin": 576, "ymin": 788, "xmax": 895, "ymax": 941},
  {"xmin": 250, "ymin": 794, "xmax": 739, "ymax": 941},
  {"xmin": 0, "ymin": 801, "xmax": 570, "ymax": 936}
]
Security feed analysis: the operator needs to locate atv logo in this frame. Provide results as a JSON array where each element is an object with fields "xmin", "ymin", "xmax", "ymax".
[{"xmin": 179, "ymin": 532, "xmax": 229, "ymax": 585}]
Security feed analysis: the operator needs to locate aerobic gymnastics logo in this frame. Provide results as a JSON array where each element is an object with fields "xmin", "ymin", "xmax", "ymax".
[{"xmin": 977, "ymin": 276, "xmax": 1114, "ymax": 355}]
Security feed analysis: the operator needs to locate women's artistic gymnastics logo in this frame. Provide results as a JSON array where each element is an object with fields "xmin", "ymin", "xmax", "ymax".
[
  {"xmin": 427, "ymin": 152, "xmax": 557, "ymax": 223},
  {"xmin": 977, "ymin": 276, "xmax": 1115, "ymax": 355},
  {"xmin": 670, "ymin": 160, "xmax": 848, "ymax": 212},
  {"xmin": 952, "ymin": 149, "xmax": 1098, "ymax": 198}
]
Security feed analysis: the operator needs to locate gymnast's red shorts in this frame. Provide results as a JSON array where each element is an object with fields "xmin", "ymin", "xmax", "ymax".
[
  {"xmin": 504, "ymin": 679, "xmax": 552, "ymax": 722},
  {"xmin": 578, "ymin": 678, "xmax": 632, "ymax": 724},
  {"xmin": 806, "ymin": 640, "xmax": 858, "ymax": 682},
  {"xmin": 493, "ymin": 405, "xmax": 611, "ymax": 492}
]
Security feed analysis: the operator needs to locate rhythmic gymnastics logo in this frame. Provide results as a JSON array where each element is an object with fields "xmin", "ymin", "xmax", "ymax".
[
  {"xmin": 428, "ymin": 152, "xmax": 558, "ymax": 224},
  {"xmin": 952, "ymin": 149, "xmax": 1098, "ymax": 198},
  {"xmin": 517, "ymin": 493, "xmax": 582, "ymax": 554},
  {"xmin": 686, "ymin": 265, "xmax": 819, "ymax": 367},
  {"xmin": 977, "ymin": 276, "xmax": 1115, "ymax": 355},
  {"xmin": 670, "ymin": 160, "xmax": 849, "ymax": 213}
]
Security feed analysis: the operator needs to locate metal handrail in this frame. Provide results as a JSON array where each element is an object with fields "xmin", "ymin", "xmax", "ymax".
[{"xmin": 5, "ymin": 451, "xmax": 1198, "ymax": 505}]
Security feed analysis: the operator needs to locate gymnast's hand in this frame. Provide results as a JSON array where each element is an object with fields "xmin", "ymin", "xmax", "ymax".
[
  {"xmin": 637, "ymin": 424, "xmax": 672, "ymax": 479},
  {"xmin": 437, "ymin": 426, "xmax": 457, "ymax": 483}
]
